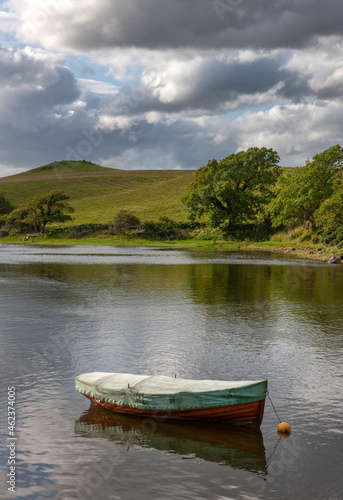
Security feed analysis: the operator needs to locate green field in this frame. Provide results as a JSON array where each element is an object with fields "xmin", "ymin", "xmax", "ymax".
[{"xmin": 0, "ymin": 161, "xmax": 196, "ymax": 225}]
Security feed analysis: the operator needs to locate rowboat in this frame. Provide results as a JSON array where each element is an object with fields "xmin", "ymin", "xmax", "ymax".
[{"xmin": 75, "ymin": 372, "xmax": 267, "ymax": 427}]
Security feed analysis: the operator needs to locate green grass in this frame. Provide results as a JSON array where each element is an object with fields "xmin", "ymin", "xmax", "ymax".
[{"xmin": 0, "ymin": 160, "xmax": 195, "ymax": 224}]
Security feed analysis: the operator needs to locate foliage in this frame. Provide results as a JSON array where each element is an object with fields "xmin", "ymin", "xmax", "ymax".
[
  {"xmin": 0, "ymin": 192, "xmax": 14, "ymax": 216},
  {"xmin": 110, "ymin": 210, "xmax": 141, "ymax": 232},
  {"xmin": 182, "ymin": 147, "xmax": 281, "ymax": 228},
  {"xmin": 61, "ymin": 224, "xmax": 109, "ymax": 239},
  {"xmin": 4, "ymin": 207, "xmax": 33, "ymax": 233},
  {"xmin": 320, "ymin": 226, "xmax": 343, "ymax": 248},
  {"xmin": 269, "ymin": 144, "xmax": 343, "ymax": 230},
  {"xmin": 5, "ymin": 190, "xmax": 74, "ymax": 233},
  {"xmin": 143, "ymin": 217, "xmax": 179, "ymax": 239},
  {"xmin": 226, "ymin": 221, "xmax": 275, "ymax": 242},
  {"xmin": 313, "ymin": 183, "xmax": 343, "ymax": 228}
]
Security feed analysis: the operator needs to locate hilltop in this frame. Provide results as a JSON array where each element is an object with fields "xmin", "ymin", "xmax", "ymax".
[{"xmin": 0, "ymin": 161, "xmax": 195, "ymax": 225}]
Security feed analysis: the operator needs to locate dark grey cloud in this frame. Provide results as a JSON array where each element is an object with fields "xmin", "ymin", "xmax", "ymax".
[
  {"xmin": 0, "ymin": 45, "xmax": 85, "ymax": 166},
  {"xmin": 103, "ymin": 54, "xmax": 315, "ymax": 117},
  {"xmin": 23, "ymin": 0, "xmax": 343, "ymax": 51},
  {"xmin": 0, "ymin": 45, "xmax": 219, "ymax": 170},
  {"xmin": 277, "ymin": 72, "xmax": 313, "ymax": 102},
  {"xmin": 0, "ymin": 46, "xmax": 230, "ymax": 170},
  {"xmin": 1, "ymin": 42, "xmax": 342, "ymax": 175},
  {"xmin": 0, "ymin": 46, "xmax": 80, "ymax": 133},
  {"xmin": 0, "ymin": 111, "xmax": 228, "ymax": 172}
]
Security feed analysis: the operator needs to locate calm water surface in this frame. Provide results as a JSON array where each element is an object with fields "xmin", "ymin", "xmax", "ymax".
[{"xmin": 0, "ymin": 244, "xmax": 342, "ymax": 500}]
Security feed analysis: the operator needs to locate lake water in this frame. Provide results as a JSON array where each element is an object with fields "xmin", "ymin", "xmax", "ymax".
[{"xmin": 0, "ymin": 244, "xmax": 342, "ymax": 500}]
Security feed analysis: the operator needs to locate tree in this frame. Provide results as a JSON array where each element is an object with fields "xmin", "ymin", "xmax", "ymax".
[
  {"xmin": 269, "ymin": 144, "xmax": 343, "ymax": 230},
  {"xmin": 5, "ymin": 190, "xmax": 74, "ymax": 233},
  {"xmin": 143, "ymin": 217, "xmax": 178, "ymax": 239},
  {"xmin": 0, "ymin": 193, "xmax": 13, "ymax": 216},
  {"xmin": 110, "ymin": 210, "xmax": 141, "ymax": 231},
  {"xmin": 182, "ymin": 147, "xmax": 281, "ymax": 227},
  {"xmin": 314, "ymin": 182, "xmax": 343, "ymax": 228},
  {"xmin": 5, "ymin": 206, "xmax": 34, "ymax": 233}
]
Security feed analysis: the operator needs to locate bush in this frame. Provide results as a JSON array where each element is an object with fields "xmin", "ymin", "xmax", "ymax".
[
  {"xmin": 109, "ymin": 210, "xmax": 141, "ymax": 232},
  {"xmin": 4, "ymin": 206, "xmax": 37, "ymax": 234},
  {"xmin": 0, "ymin": 193, "xmax": 14, "ymax": 216},
  {"xmin": 223, "ymin": 221, "xmax": 274, "ymax": 242},
  {"xmin": 289, "ymin": 228, "xmax": 303, "ymax": 240},
  {"xmin": 300, "ymin": 230, "xmax": 312, "ymax": 242},
  {"xmin": 64, "ymin": 224, "xmax": 109, "ymax": 238},
  {"xmin": 334, "ymin": 226, "xmax": 343, "ymax": 246},
  {"xmin": 320, "ymin": 225, "xmax": 343, "ymax": 246},
  {"xmin": 143, "ymin": 217, "xmax": 179, "ymax": 240}
]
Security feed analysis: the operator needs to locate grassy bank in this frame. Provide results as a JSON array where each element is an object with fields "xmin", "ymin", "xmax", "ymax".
[{"xmin": 0, "ymin": 229, "xmax": 338, "ymax": 263}]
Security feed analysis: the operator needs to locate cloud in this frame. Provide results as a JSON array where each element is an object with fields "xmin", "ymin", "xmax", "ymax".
[
  {"xmin": 9, "ymin": 0, "xmax": 343, "ymax": 52},
  {"xmin": 0, "ymin": 46, "xmax": 225, "ymax": 173},
  {"xmin": 215, "ymin": 101, "xmax": 343, "ymax": 166},
  {"xmin": 0, "ymin": 45, "xmax": 221, "ymax": 172},
  {"xmin": 98, "ymin": 51, "xmax": 315, "ymax": 121},
  {"xmin": 0, "ymin": 46, "xmax": 80, "ymax": 132},
  {"xmin": 1, "ymin": 1, "xmax": 343, "ymax": 176},
  {"xmin": 0, "ymin": 45, "xmax": 88, "ymax": 168},
  {"xmin": 1, "ymin": 41, "xmax": 343, "ymax": 177},
  {"xmin": 78, "ymin": 78, "xmax": 119, "ymax": 96},
  {"xmin": 0, "ymin": 9, "xmax": 17, "ymax": 34}
]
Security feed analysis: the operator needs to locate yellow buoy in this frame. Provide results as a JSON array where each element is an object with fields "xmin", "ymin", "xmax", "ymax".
[{"xmin": 277, "ymin": 421, "xmax": 291, "ymax": 436}]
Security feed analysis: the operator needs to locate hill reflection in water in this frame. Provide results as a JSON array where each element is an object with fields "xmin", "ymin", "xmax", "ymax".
[{"xmin": 75, "ymin": 403, "xmax": 267, "ymax": 475}]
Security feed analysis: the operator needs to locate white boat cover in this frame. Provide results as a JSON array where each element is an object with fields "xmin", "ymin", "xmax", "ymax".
[{"xmin": 75, "ymin": 372, "xmax": 267, "ymax": 411}]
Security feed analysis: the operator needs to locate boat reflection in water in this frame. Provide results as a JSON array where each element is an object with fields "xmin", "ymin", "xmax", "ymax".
[{"xmin": 75, "ymin": 403, "xmax": 267, "ymax": 475}]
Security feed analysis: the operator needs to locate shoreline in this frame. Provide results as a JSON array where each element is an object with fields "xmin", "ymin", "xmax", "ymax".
[{"xmin": 0, "ymin": 235, "xmax": 338, "ymax": 263}]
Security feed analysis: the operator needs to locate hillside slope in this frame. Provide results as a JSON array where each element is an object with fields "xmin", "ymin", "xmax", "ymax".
[{"xmin": 0, "ymin": 161, "xmax": 195, "ymax": 224}]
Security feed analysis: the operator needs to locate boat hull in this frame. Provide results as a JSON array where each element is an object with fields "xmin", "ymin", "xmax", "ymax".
[{"xmin": 84, "ymin": 394, "xmax": 265, "ymax": 428}]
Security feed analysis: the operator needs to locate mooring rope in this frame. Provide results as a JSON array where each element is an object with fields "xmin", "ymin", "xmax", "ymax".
[
  {"xmin": 266, "ymin": 390, "xmax": 282, "ymax": 423},
  {"xmin": 265, "ymin": 390, "xmax": 290, "ymax": 469},
  {"xmin": 266, "ymin": 435, "xmax": 282, "ymax": 467}
]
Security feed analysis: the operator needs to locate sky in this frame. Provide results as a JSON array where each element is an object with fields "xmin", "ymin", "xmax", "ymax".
[{"xmin": 0, "ymin": 0, "xmax": 343, "ymax": 176}]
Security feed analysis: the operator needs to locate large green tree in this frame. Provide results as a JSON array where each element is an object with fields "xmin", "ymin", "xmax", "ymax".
[
  {"xmin": 182, "ymin": 147, "xmax": 281, "ymax": 227},
  {"xmin": 269, "ymin": 144, "xmax": 343, "ymax": 230},
  {"xmin": 5, "ymin": 190, "xmax": 74, "ymax": 233}
]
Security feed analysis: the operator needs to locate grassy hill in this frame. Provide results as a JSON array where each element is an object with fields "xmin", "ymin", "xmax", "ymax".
[{"xmin": 0, "ymin": 161, "xmax": 196, "ymax": 225}]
